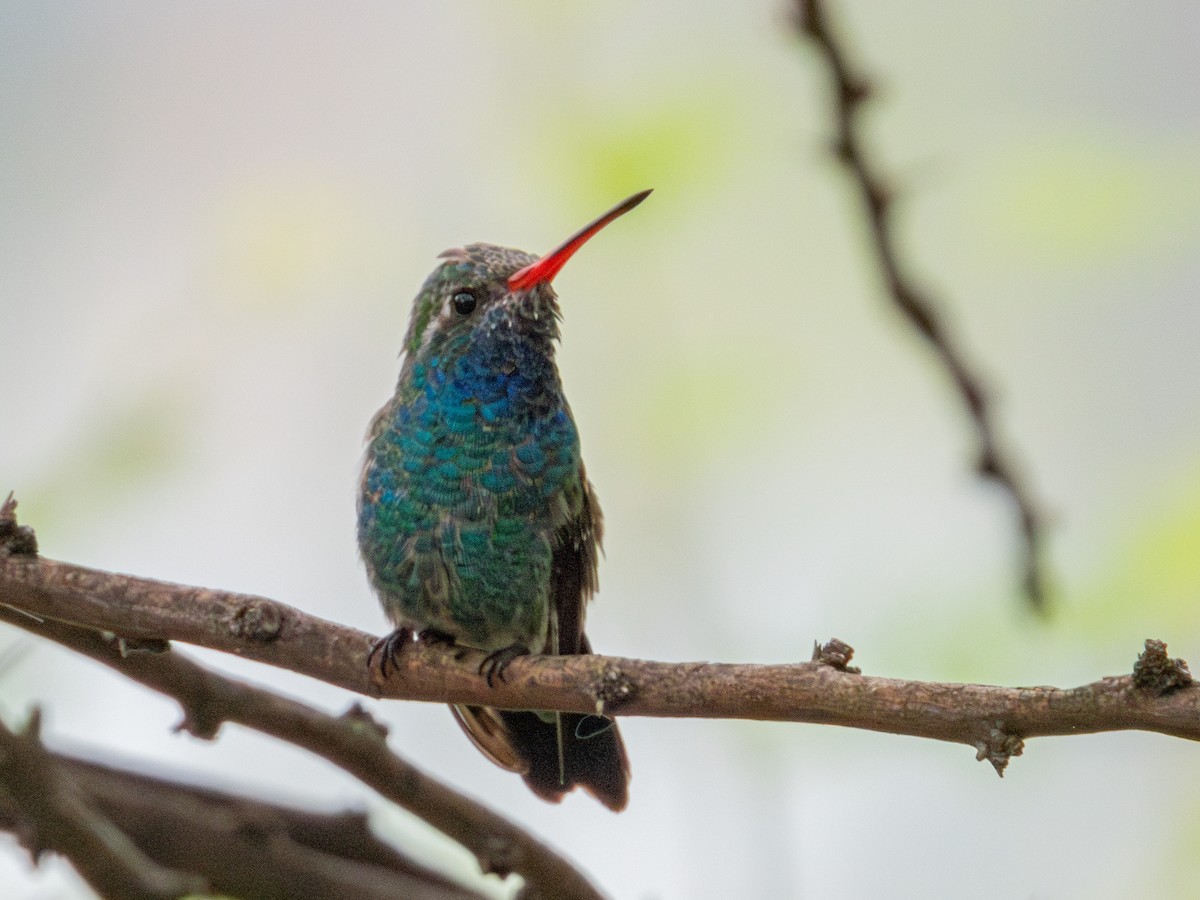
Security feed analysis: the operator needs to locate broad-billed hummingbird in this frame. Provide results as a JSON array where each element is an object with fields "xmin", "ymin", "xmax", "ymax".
[{"xmin": 358, "ymin": 190, "xmax": 650, "ymax": 811}]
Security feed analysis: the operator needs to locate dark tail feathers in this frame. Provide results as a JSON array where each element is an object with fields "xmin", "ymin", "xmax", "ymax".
[{"xmin": 452, "ymin": 705, "xmax": 629, "ymax": 812}]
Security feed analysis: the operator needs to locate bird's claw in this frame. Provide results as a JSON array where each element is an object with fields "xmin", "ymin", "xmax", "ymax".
[
  {"xmin": 479, "ymin": 643, "xmax": 531, "ymax": 687},
  {"xmin": 368, "ymin": 627, "xmax": 414, "ymax": 681}
]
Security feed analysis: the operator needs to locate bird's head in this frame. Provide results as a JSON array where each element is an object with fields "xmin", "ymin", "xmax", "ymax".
[{"xmin": 400, "ymin": 190, "xmax": 651, "ymax": 369}]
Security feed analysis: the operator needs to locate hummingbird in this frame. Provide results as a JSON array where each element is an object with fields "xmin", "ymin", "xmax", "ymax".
[{"xmin": 358, "ymin": 190, "xmax": 650, "ymax": 811}]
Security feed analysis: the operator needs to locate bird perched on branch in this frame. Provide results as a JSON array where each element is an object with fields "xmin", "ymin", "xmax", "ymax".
[{"xmin": 358, "ymin": 191, "xmax": 651, "ymax": 811}]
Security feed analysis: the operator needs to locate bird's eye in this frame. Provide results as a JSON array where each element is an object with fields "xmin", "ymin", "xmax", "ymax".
[{"xmin": 452, "ymin": 290, "xmax": 478, "ymax": 315}]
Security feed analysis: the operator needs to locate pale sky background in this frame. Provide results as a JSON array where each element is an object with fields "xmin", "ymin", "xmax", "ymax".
[{"xmin": 3, "ymin": 2, "xmax": 1200, "ymax": 898}]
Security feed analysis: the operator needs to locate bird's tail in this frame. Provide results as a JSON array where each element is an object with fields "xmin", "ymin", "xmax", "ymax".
[{"xmin": 451, "ymin": 704, "xmax": 629, "ymax": 812}]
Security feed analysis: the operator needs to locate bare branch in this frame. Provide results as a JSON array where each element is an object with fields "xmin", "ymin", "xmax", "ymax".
[
  {"xmin": 1, "ymin": 548, "xmax": 1197, "ymax": 779},
  {"xmin": 791, "ymin": 0, "xmax": 1051, "ymax": 611},
  {"xmin": 0, "ymin": 743, "xmax": 488, "ymax": 900},
  {"xmin": 0, "ymin": 710, "xmax": 209, "ymax": 900},
  {"xmin": 0, "ymin": 605, "xmax": 605, "ymax": 900}
]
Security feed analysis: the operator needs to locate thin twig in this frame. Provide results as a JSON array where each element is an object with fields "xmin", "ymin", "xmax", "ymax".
[
  {"xmin": 793, "ymin": 0, "xmax": 1050, "ymax": 611},
  {"xmin": 1, "ymin": 550, "xmax": 1195, "ymax": 778}
]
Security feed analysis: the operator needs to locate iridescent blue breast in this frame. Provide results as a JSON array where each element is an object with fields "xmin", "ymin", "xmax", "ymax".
[{"xmin": 357, "ymin": 314, "xmax": 582, "ymax": 652}]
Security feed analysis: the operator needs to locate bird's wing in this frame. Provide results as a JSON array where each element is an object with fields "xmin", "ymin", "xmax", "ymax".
[{"xmin": 549, "ymin": 468, "xmax": 602, "ymax": 656}]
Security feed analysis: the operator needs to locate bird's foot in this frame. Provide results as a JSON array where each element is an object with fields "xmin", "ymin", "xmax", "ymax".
[
  {"xmin": 417, "ymin": 628, "xmax": 470, "ymax": 661},
  {"xmin": 479, "ymin": 643, "xmax": 531, "ymax": 687},
  {"xmin": 417, "ymin": 628, "xmax": 457, "ymax": 647},
  {"xmin": 368, "ymin": 627, "xmax": 414, "ymax": 681}
]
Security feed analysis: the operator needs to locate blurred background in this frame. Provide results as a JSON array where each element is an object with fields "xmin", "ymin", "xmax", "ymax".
[{"xmin": 3, "ymin": 1, "xmax": 1200, "ymax": 897}]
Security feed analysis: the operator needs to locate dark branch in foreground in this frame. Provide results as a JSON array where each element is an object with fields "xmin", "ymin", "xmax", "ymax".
[
  {"xmin": 0, "ymin": 728, "xmax": 486, "ymax": 900},
  {"xmin": 792, "ymin": 0, "xmax": 1051, "ymax": 611},
  {"xmin": 2, "ymin": 545, "xmax": 1196, "ymax": 782},
  {"xmin": 0, "ymin": 711, "xmax": 208, "ymax": 900},
  {"xmin": 0, "ymin": 605, "xmax": 604, "ymax": 900}
]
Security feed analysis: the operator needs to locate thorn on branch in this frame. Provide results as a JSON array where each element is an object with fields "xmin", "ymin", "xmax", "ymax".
[
  {"xmin": 0, "ymin": 493, "xmax": 38, "ymax": 557},
  {"xmin": 974, "ymin": 723, "xmax": 1024, "ymax": 777},
  {"xmin": 230, "ymin": 598, "xmax": 284, "ymax": 643},
  {"xmin": 1132, "ymin": 639, "xmax": 1192, "ymax": 696},
  {"xmin": 812, "ymin": 638, "xmax": 861, "ymax": 674}
]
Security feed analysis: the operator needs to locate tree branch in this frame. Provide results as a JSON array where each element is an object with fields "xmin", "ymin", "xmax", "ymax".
[
  {"xmin": 1, "ymin": 537, "xmax": 1196, "ymax": 780},
  {"xmin": 0, "ymin": 710, "xmax": 209, "ymax": 900},
  {"xmin": 0, "ymin": 605, "xmax": 605, "ymax": 900},
  {"xmin": 792, "ymin": 0, "xmax": 1051, "ymax": 611},
  {"xmin": 0, "ymin": 739, "xmax": 488, "ymax": 900}
]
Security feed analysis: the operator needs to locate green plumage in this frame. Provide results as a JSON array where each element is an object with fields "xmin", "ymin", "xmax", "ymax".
[
  {"xmin": 358, "ymin": 222, "xmax": 635, "ymax": 810},
  {"xmin": 359, "ymin": 244, "xmax": 595, "ymax": 655}
]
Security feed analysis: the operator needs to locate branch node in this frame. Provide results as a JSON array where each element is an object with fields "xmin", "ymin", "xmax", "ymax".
[
  {"xmin": 863, "ymin": 178, "xmax": 891, "ymax": 218},
  {"xmin": 167, "ymin": 679, "xmax": 222, "ymax": 741},
  {"xmin": 892, "ymin": 285, "xmax": 939, "ymax": 341},
  {"xmin": 830, "ymin": 135, "xmax": 854, "ymax": 165},
  {"xmin": 592, "ymin": 662, "xmax": 636, "ymax": 716},
  {"xmin": 230, "ymin": 598, "xmax": 284, "ymax": 643},
  {"xmin": 842, "ymin": 76, "xmax": 872, "ymax": 107},
  {"xmin": 811, "ymin": 638, "xmax": 861, "ymax": 674},
  {"xmin": 1132, "ymin": 639, "xmax": 1192, "ymax": 695},
  {"xmin": 477, "ymin": 833, "xmax": 517, "ymax": 878},
  {"xmin": 0, "ymin": 492, "xmax": 38, "ymax": 557},
  {"xmin": 20, "ymin": 706, "xmax": 44, "ymax": 741},
  {"xmin": 339, "ymin": 702, "xmax": 390, "ymax": 740},
  {"xmin": 793, "ymin": 0, "xmax": 819, "ymax": 38},
  {"xmin": 974, "ymin": 722, "xmax": 1024, "ymax": 777},
  {"xmin": 114, "ymin": 636, "xmax": 171, "ymax": 657},
  {"xmin": 977, "ymin": 448, "xmax": 1001, "ymax": 480},
  {"xmin": 175, "ymin": 707, "xmax": 222, "ymax": 741}
]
